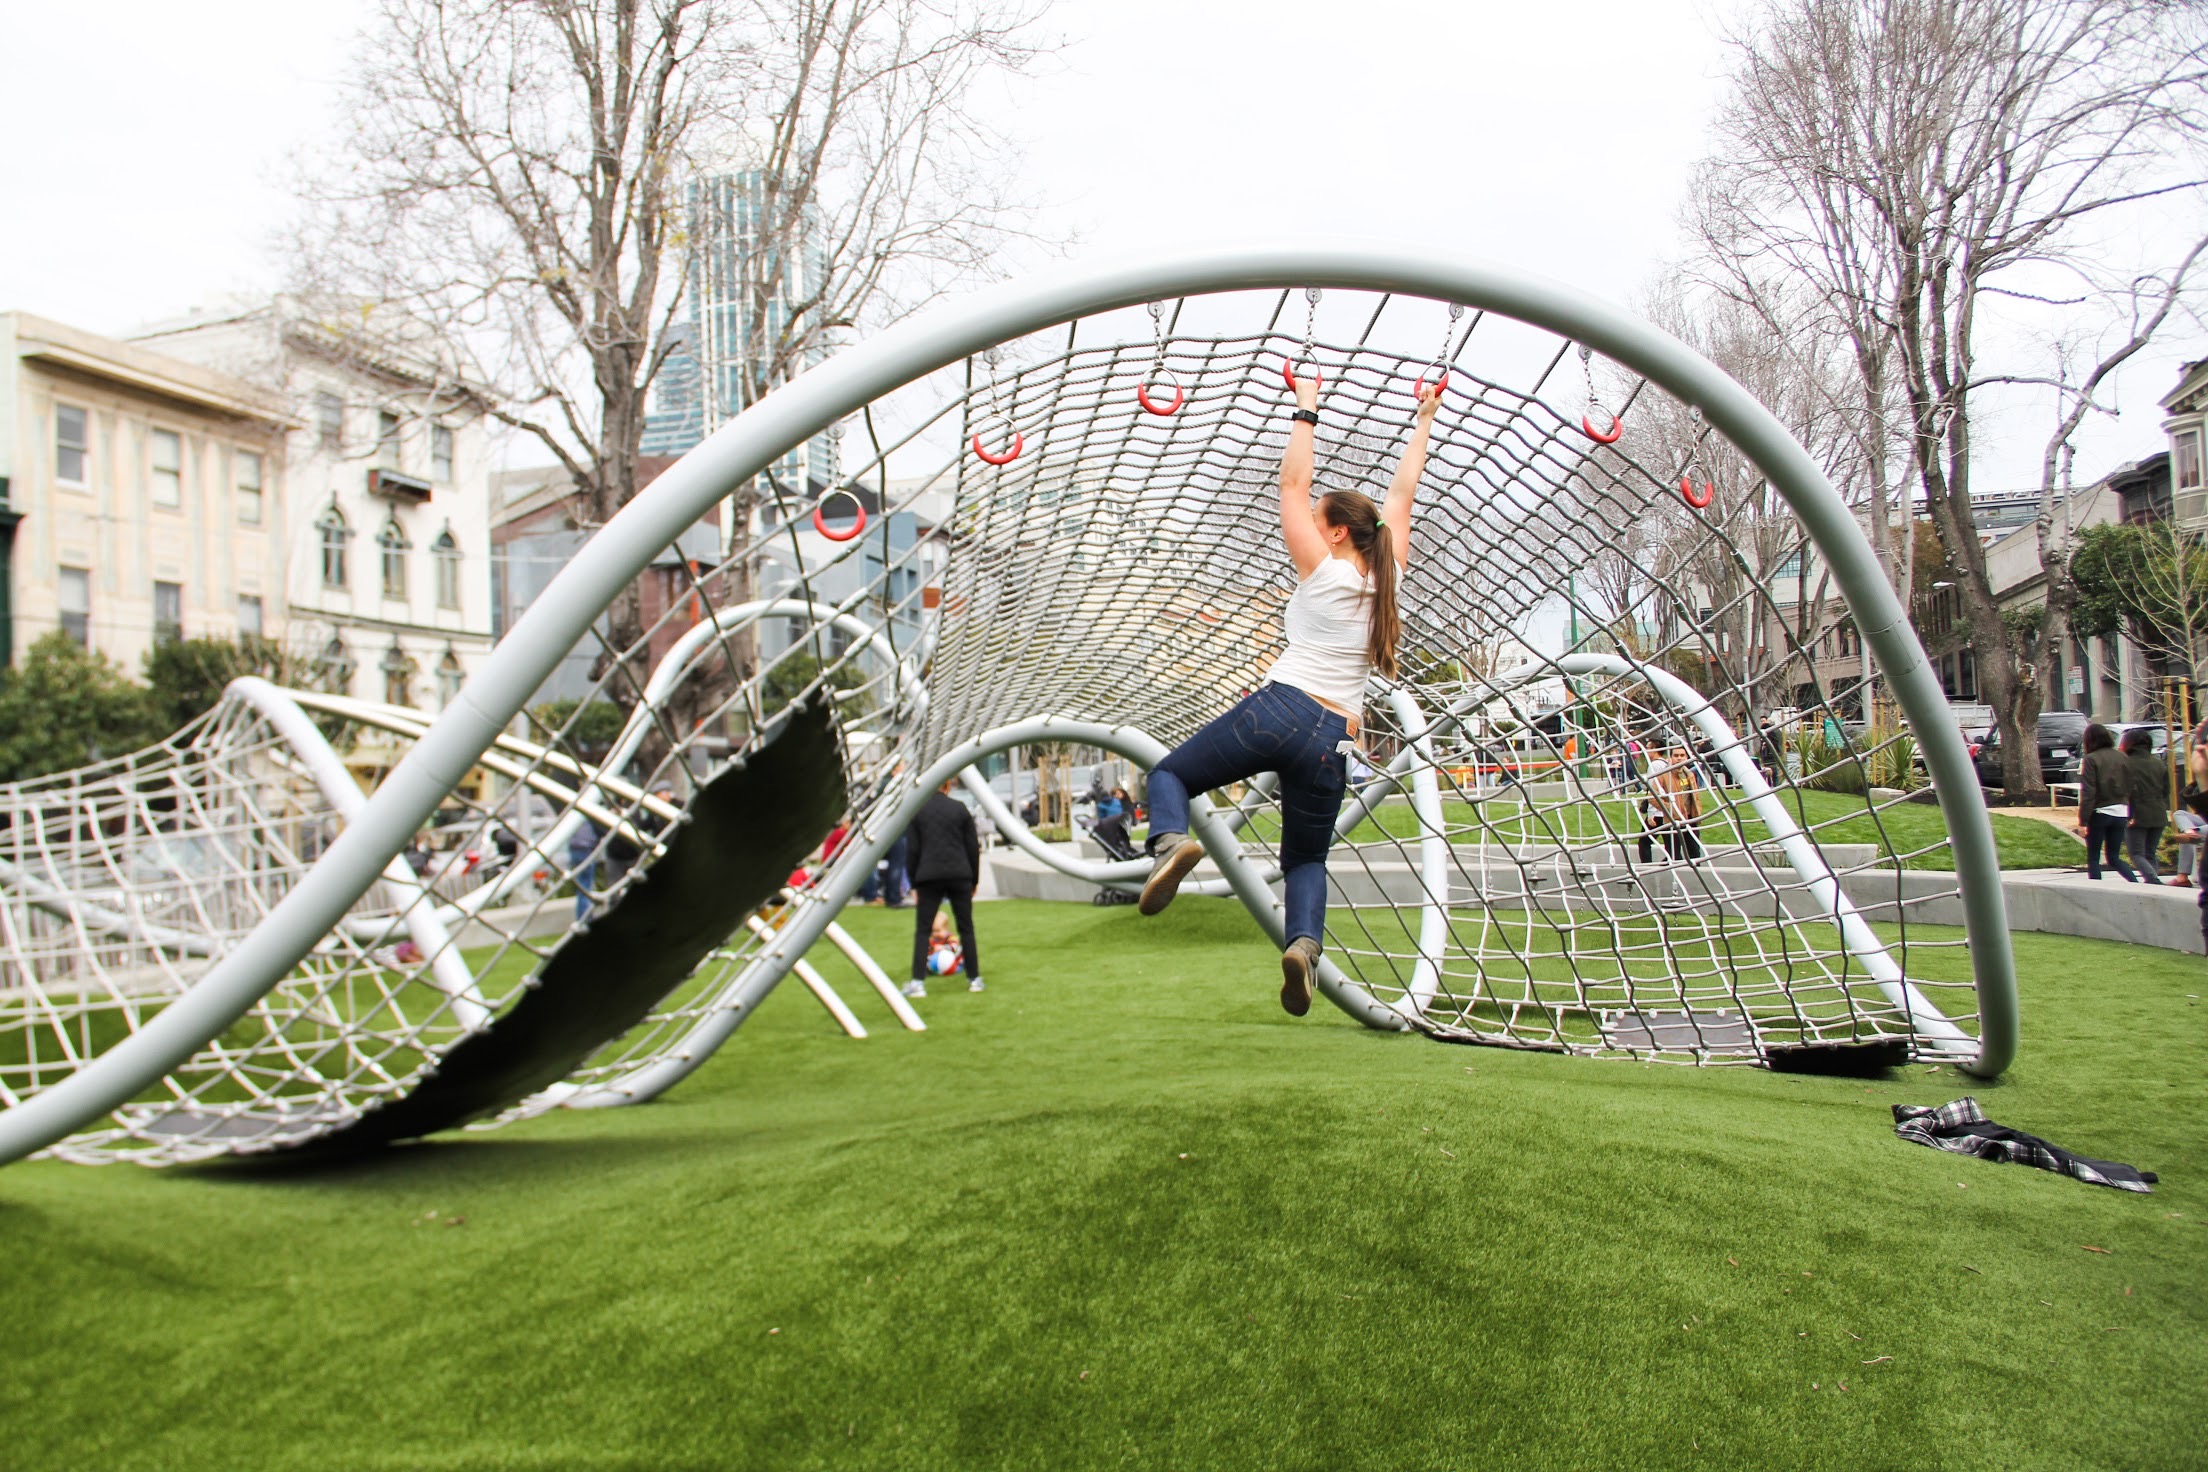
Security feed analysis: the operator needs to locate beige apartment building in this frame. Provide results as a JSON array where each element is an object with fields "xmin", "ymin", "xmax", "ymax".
[
  {"xmin": 0, "ymin": 312, "xmax": 291, "ymax": 672},
  {"xmin": 133, "ymin": 299, "xmax": 498, "ymax": 721}
]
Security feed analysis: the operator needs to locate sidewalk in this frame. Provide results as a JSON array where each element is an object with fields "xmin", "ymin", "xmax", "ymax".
[{"xmin": 1985, "ymin": 803, "xmax": 2088, "ymax": 838}]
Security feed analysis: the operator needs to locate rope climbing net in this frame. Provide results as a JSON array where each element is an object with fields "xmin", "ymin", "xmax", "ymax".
[{"xmin": 0, "ymin": 253, "xmax": 2011, "ymax": 1167}]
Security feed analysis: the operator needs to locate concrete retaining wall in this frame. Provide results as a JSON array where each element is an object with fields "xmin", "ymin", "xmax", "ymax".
[{"xmin": 987, "ymin": 847, "xmax": 2205, "ymax": 953}]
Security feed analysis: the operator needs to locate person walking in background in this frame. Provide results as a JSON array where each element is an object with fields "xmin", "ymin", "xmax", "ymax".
[
  {"xmin": 2076, "ymin": 723, "xmax": 2136, "ymax": 882},
  {"xmin": 1637, "ymin": 754, "xmax": 1704, "ymax": 864},
  {"xmin": 904, "ymin": 778, "xmax": 984, "ymax": 998},
  {"xmin": 567, "ymin": 815, "xmax": 602, "ymax": 920},
  {"xmin": 861, "ymin": 830, "xmax": 909, "ymax": 906},
  {"xmin": 2120, "ymin": 727, "xmax": 2169, "ymax": 884},
  {"xmin": 1094, "ymin": 784, "xmax": 1133, "ymax": 855}
]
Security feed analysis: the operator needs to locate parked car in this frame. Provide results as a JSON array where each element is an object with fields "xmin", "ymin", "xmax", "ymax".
[
  {"xmin": 1970, "ymin": 710, "xmax": 2090, "ymax": 788},
  {"xmin": 2105, "ymin": 722, "xmax": 2175, "ymax": 761}
]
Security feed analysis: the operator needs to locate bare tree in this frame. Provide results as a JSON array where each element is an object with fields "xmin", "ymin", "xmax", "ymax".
[
  {"xmin": 1620, "ymin": 275, "xmax": 1867, "ymax": 727},
  {"xmin": 295, "ymin": 0, "xmax": 1048, "ymax": 694},
  {"xmin": 2026, "ymin": 236, "xmax": 2208, "ymax": 737},
  {"xmin": 1694, "ymin": 0, "xmax": 2207, "ymax": 797}
]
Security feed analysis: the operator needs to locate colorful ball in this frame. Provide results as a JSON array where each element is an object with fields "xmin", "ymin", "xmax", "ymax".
[{"xmin": 926, "ymin": 945, "xmax": 962, "ymax": 976}]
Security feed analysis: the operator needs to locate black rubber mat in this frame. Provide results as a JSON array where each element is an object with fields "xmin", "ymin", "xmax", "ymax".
[{"xmin": 259, "ymin": 695, "xmax": 845, "ymax": 1159}]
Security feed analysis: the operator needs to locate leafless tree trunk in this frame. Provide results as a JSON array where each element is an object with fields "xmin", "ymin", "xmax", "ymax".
[
  {"xmin": 293, "ymin": 0, "xmax": 1048, "ymax": 713},
  {"xmin": 1694, "ymin": 0, "xmax": 2206, "ymax": 799},
  {"xmin": 2031, "ymin": 234, "xmax": 2208, "ymax": 733},
  {"xmin": 1625, "ymin": 274, "xmax": 1869, "ymax": 727}
]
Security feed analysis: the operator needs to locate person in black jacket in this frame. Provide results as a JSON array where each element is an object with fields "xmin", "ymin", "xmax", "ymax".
[
  {"xmin": 2076, "ymin": 722, "xmax": 2137, "ymax": 882},
  {"xmin": 2120, "ymin": 728, "xmax": 2169, "ymax": 883},
  {"xmin": 904, "ymin": 779, "xmax": 984, "ymax": 997}
]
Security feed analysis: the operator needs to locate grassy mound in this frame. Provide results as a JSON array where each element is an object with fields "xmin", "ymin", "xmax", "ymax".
[{"xmin": 0, "ymin": 900, "xmax": 2198, "ymax": 1470}]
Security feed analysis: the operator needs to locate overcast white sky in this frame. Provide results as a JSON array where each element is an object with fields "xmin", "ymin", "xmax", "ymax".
[{"xmin": 0, "ymin": 0, "xmax": 2195, "ymax": 492}]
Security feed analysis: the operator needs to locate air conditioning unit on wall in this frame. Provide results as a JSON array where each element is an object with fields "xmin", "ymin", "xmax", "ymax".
[{"xmin": 368, "ymin": 469, "xmax": 432, "ymax": 505}]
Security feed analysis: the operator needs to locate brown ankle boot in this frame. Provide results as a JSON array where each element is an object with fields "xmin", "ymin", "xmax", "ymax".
[
  {"xmin": 1138, "ymin": 836, "xmax": 1205, "ymax": 916},
  {"xmin": 1279, "ymin": 937, "xmax": 1321, "ymax": 1017}
]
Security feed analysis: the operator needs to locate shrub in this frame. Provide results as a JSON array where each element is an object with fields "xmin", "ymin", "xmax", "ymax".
[
  {"xmin": 0, "ymin": 634, "xmax": 162, "ymax": 781},
  {"xmin": 1789, "ymin": 726, "xmax": 1868, "ymax": 795}
]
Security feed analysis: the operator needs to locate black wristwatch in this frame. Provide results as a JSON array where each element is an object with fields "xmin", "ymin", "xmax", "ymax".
[{"xmin": 1290, "ymin": 408, "xmax": 1319, "ymax": 425}]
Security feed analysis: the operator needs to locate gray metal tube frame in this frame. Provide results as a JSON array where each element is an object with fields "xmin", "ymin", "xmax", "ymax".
[
  {"xmin": 0, "ymin": 241, "xmax": 2014, "ymax": 1167},
  {"xmin": 565, "ymin": 714, "xmax": 1407, "ymax": 1108}
]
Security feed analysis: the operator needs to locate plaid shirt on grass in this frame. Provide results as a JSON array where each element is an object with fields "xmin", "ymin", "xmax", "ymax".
[{"xmin": 1893, "ymin": 1097, "xmax": 2157, "ymax": 1193}]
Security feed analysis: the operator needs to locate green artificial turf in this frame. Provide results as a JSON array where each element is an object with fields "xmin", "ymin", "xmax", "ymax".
[
  {"xmin": 0, "ymin": 900, "xmax": 2199, "ymax": 1471},
  {"xmin": 1240, "ymin": 787, "xmax": 2083, "ymax": 871}
]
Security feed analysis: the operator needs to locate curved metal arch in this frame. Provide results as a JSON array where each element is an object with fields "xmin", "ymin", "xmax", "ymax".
[{"xmin": 0, "ymin": 243, "xmax": 2015, "ymax": 1167}]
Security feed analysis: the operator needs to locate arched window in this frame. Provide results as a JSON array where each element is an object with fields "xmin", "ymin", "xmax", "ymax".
[
  {"xmin": 321, "ymin": 636, "xmax": 355, "ymax": 696},
  {"xmin": 436, "ymin": 649, "xmax": 465, "ymax": 706},
  {"xmin": 380, "ymin": 641, "xmax": 417, "ymax": 708},
  {"xmin": 379, "ymin": 517, "xmax": 411, "ymax": 600},
  {"xmin": 432, "ymin": 527, "xmax": 462, "ymax": 611},
  {"xmin": 317, "ymin": 506, "xmax": 351, "ymax": 589}
]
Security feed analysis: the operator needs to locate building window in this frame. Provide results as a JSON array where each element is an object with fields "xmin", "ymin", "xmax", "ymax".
[
  {"xmin": 431, "ymin": 424, "xmax": 455, "ymax": 483},
  {"xmin": 153, "ymin": 581, "xmax": 184, "ymax": 644},
  {"xmin": 55, "ymin": 404, "xmax": 89, "ymax": 486},
  {"xmin": 381, "ymin": 642, "xmax": 416, "ymax": 707},
  {"xmin": 237, "ymin": 594, "xmax": 263, "ymax": 638},
  {"xmin": 316, "ymin": 393, "xmax": 345, "ymax": 451},
  {"xmin": 57, "ymin": 567, "xmax": 90, "ymax": 647},
  {"xmin": 2177, "ymin": 429, "xmax": 2203, "ymax": 493},
  {"xmin": 376, "ymin": 410, "xmax": 402, "ymax": 470},
  {"xmin": 150, "ymin": 429, "xmax": 182, "ymax": 508},
  {"xmin": 379, "ymin": 517, "xmax": 411, "ymax": 599},
  {"xmin": 318, "ymin": 505, "xmax": 351, "ymax": 588},
  {"xmin": 436, "ymin": 649, "xmax": 464, "ymax": 706},
  {"xmin": 322, "ymin": 636, "xmax": 355, "ymax": 696},
  {"xmin": 236, "ymin": 450, "xmax": 264, "ymax": 525},
  {"xmin": 432, "ymin": 528, "xmax": 461, "ymax": 610}
]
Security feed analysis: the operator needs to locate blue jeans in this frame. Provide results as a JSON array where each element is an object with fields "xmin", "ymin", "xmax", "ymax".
[
  {"xmin": 2086, "ymin": 812, "xmax": 2136, "ymax": 881},
  {"xmin": 1146, "ymin": 683, "xmax": 1352, "ymax": 947}
]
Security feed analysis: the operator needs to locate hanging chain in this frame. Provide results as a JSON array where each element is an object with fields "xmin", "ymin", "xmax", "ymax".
[
  {"xmin": 1298, "ymin": 287, "xmax": 1321, "ymax": 382},
  {"xmin": 1433, "ymin": 302, "xmax": 1464, "ymax": 382},
  {"xmin": 1148, "ymin": 300, "xmax": 1167, "ymax": 371},
  {"xmin": 983, "ymin": 346, "xmax": 1005, "ymax": 418},
  {"xmin": 1580, "ymin": 343, "xmax": 1601, "ymax": 418}
]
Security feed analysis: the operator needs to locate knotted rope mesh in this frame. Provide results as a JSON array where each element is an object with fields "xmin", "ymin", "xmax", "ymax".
[{"xmin": 0, "ymin": 285, "xmax": 1980, "ymax": 1164}]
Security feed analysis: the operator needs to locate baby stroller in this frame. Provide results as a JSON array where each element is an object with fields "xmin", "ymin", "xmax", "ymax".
[{"xmin": 1076, "ymin": 812, "xmax": 1142, "ymax": 906}]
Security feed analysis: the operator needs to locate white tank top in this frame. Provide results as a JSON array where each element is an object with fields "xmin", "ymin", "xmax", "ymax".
[{"xmin": 1263, "ymin": 557, "xmax": 1374, "ymax": 711}]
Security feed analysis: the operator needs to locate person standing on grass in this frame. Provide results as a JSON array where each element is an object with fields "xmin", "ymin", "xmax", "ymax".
[
  {"xmin": 2120, "ymin": 728, "xmax": 2169, "ymax": 884},
  {"xmin": 2076, "ymin": 723, "xmax": 2136, "ymax": 882},
  {"xmin": 904, "ymin": 778, "xmax": 984, "ymax": 998}
]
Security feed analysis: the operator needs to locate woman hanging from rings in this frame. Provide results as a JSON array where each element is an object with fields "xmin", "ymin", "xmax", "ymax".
[{"xmin": 1137, "ymin": 368, "xmax": 1440, "ymax": 1017}]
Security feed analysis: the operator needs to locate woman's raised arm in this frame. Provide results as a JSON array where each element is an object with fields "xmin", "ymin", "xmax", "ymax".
[
  {"xmin": 1381, "ymin": 385, "xmax": 1440, "ymax": 569},
  {"xmin": 1278, "ymin": 373, "xmax": 1328, "ymax": 576}
]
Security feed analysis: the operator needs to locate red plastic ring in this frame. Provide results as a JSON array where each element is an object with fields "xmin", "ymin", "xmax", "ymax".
[
  {"xmin": 1137, "ymin": 381, "xmax": 1184, "ymax": 416},
  {"xmin": 971, "ymin": 430, "xmax": 1024, "ymax": 466},
  {"xmin": 1282, "ymin": 358, "xmax": 1323, "ymax": 390},
  {"xmin": 812, "ymin": 493, "xmax": 867, "ymax": 542},
  {"xmin": 1679, "ymin": 477, "xmax": 1715, "ymax": 509},
  {"xmin": 1414, "ymin": 372, "xmax": 1449, "ymax": 401},
  {"xmin": 1582, "ymin": 414, "xmax": 1624, "ymax": 444}
]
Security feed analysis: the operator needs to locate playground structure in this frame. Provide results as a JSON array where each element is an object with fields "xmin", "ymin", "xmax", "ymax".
[{"xmin": 0, "ymin": 245, "xmax": 2016, "ymax": 1167}]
